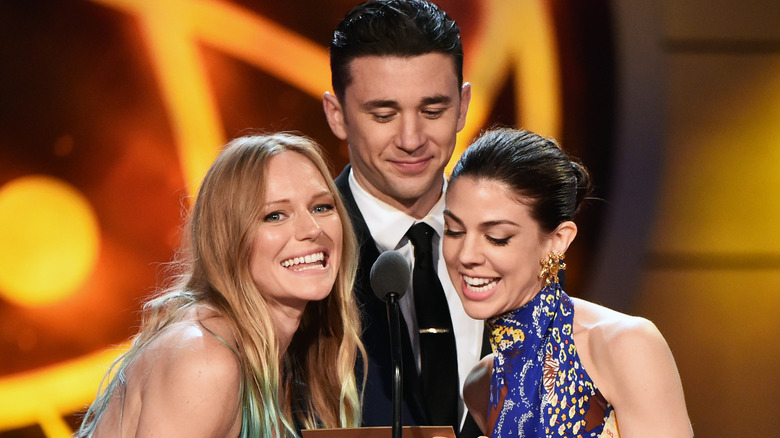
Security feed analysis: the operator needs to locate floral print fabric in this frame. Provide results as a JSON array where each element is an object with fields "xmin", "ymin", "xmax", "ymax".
[{"xmin": 486, "ymin": 283, "xmax": 619, "ymax": 437}]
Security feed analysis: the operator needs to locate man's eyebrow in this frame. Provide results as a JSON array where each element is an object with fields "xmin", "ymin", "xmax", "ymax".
[
  {"xmin": 420, "ymin": 95, "xmax": 452, "ymax": 106},
  {"xmin": 362, "ymin": 99, "xmax": 399, "ymax": 110},
  {"xmin": 361, "ymin": 95, "xmax": 453, "ymax": 111}
]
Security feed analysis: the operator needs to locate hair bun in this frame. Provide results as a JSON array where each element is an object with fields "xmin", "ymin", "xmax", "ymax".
[{"xmin": 570, "ymin": 161, "xmax": 592, "ymax": 213}]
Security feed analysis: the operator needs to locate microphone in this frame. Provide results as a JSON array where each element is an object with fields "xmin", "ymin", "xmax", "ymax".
[
  {"xmin": 370, "ymin": 250, "xmax": 410, "ymax": 302},
  {"xmin": 370, "ymin": 250, "xmax": 410, "ymax": 438}
]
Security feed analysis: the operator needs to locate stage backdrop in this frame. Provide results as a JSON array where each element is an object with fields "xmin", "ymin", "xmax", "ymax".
[{"xmin": 0, "ymin": 1, "xmax": 614, "ymax": 436}]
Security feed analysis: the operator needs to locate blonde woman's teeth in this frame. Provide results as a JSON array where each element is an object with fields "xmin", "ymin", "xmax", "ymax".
[{"xmin": 282, "ymin": 252, "xmax": 325, "ymax": 270}]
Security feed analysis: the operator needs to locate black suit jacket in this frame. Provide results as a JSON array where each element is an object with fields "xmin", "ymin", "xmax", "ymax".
[{"xmin": 335, "ymin": 166, "xmax": 485, "ymax": 438}]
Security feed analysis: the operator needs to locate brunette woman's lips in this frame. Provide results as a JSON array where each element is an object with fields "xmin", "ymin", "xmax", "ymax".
[{"xmin": 461, "ymin": 274, "xmax": 499, "ymax": 300}]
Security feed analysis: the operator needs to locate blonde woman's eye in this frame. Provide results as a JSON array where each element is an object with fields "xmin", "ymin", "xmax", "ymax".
[
  {"xmin": 263, "ymin": 211, "xmax": 283, "ymax": 222},
  {"xmin": 313, "ymin": 204, "xmax": 334, "ymax": 213}
]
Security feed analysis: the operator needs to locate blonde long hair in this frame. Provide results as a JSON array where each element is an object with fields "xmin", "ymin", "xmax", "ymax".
[{"xmin": 78, "ymin": 133, "xmax": 364, "ymax": 437}]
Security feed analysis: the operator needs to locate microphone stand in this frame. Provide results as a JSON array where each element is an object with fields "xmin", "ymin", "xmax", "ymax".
[{"xmin": 386, "ymin": 292, "xmax": 403, "ymax": 438}]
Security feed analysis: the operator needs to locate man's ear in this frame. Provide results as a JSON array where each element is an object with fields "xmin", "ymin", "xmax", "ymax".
[
  {"xmin": 549, "ymin": 221, "xmax": 577, "ymax": 255},
  {"xmin": 456, "ymin": 82, "xmax": 472, "ymax": 133},
  {"xmin": 322, "ymin": 91, "xmax": 348, "ymax": 141}
]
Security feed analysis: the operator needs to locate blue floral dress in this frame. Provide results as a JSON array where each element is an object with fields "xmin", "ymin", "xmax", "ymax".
[{"xmin": 486, "ymin": 282, "xmax": 620, "ymax": 437}]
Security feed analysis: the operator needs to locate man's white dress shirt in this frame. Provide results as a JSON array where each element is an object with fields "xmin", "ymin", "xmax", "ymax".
[{"xmin": 348, "ymin": 169, "xmax": 484, "ymax": 426}]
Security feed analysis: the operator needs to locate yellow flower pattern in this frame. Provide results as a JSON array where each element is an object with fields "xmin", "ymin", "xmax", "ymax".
[{"xmin": 487, "ymin": 283, "xmax": 620, "ymax": 437}]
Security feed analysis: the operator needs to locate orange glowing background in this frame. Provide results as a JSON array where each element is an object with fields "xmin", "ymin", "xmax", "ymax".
[{"xmin": 0, "ymin": 1, "xmax": 618, "ymax": 436}]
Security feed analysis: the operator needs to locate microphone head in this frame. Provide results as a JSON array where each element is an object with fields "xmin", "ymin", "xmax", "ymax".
[{"xmin": 370, "ymin": 250, "xmax": 410, "ymax": 302}]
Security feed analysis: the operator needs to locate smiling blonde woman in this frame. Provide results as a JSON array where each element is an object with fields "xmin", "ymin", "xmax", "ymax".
[{"xmin": 77, "ymin": 133, "xmax": 364, "ymax": 438}]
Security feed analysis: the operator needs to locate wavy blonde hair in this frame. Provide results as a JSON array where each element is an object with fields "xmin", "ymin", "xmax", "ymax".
[{"xmin": 78, "ymin": 133, "xmax": 364, "ymax": 437}]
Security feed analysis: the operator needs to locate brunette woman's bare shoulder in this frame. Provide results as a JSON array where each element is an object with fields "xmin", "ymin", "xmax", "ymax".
[
  {"xmin": 571, "ymin": 298, "xmax": 665, "ymax": 386},
  {"xmin": 570, "ymin": 297, "xmax": 693, "ymax": 437}
]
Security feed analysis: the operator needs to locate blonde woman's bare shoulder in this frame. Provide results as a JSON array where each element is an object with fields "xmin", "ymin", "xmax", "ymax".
[
  {"xmin": 128, "ymin": 306, "xmax": 243, "ymax": 437},
  {"xmin": 142, "ymin": 305, "xmax": 240, "ymax": 367},
  {"xmin": 190, "ymin": 305, "xmax": 241, "ymax": 351}
]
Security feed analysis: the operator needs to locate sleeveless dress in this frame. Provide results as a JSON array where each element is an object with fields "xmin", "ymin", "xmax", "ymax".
[{"xmin": 486, "ymin": 282, "xmax": 620, "ymax": 438}]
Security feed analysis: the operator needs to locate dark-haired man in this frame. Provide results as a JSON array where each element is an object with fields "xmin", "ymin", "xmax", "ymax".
[{"xmin": 322, "ymin": 1, "xmax": 484, "ymax": 436}]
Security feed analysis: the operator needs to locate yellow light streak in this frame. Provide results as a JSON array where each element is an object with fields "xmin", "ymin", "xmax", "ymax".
[
  {"xmin": 89, "ymin": 0, "xmax": 332, "ymax": 195},
  {"xmin": 0, "ymin": 344, "xmax": 129, "ymax": 430},
  {"xmin": 449, "ymin": 0, "xmax": 560, "ymax": 174}
]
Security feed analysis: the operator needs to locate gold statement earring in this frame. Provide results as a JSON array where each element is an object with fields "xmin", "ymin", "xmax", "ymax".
[{"xmin": 539, "ymin": 252, "xmax": 566, "ymax": 285}]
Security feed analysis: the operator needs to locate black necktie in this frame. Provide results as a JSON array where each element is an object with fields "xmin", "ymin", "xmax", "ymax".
[{"xmin": 407, "ymin": 222, "xmax": 459, "ymax": 431}]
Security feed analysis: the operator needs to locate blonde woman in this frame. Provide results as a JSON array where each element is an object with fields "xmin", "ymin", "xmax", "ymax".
[{"xmin": 78, "ymin": 133, "xmax": 364, "ymax": 437}]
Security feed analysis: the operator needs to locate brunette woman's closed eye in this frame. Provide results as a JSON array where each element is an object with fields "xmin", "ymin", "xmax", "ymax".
[
  {"xmin": 443, "ymin": 228, "xmax": 464, "ymax": 238},
  {"xmin": 486, "ymin": 235, "xmax": 511, "ymax": 246}
]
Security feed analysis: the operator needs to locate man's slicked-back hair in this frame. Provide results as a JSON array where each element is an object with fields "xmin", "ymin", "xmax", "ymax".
[{"xmin": 330, "ymin": 0, "xmax": 463, "ymax": 99}]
